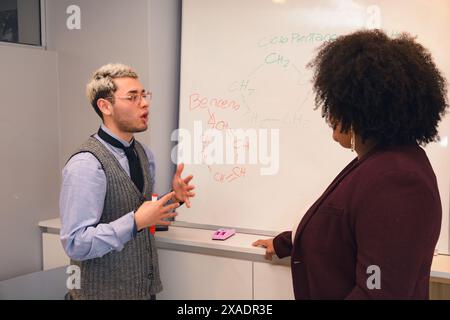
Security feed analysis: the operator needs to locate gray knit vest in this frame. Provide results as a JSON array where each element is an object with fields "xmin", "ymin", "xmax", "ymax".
[{"xmin": 68, "ymin": 136, "xmax": 162, "ymax": 300}]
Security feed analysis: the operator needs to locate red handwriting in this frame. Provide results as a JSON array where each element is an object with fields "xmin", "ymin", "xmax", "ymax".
[
  {"xmin": 189, "ymin": 93, "xmax": 240, "ymax": 111},
  {"xmin": 207, "ymin": 110, "xmax": 229, "ymax": 131},
  {"xmin": 202, "ymin": 135, "xmax": 213, "ymax": 151},
  {"xmin": 213, "ymin": 167, "xmax": 246, "ymax": 183},
  {"xmin": 233, "ymin": 138, "xmax": 250, "ymax": 152}
]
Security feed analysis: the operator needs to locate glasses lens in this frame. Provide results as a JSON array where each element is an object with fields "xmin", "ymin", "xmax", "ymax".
[
  {"xmin": 126, "ymin": 92, "xmax": 152, "ymax": 104},
  {"xmin": 131, "ymin": 94, "xmax": 139, "ymax": 103}
]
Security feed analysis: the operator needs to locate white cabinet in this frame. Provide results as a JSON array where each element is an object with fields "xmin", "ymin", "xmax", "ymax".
[
  {"xmin": 42, "ymin": 233, "xmax": 69, "ymax": 270},
  {"xmin": 157, "ymin": 249, "xmax": 253, "ymax": 299},
  {"xmin": 157, "ymin": 249, "xmax": 295, "ymax": 299},
  {"xmin": 253, "ymin": 261, "xmax": 294, "ymax": 300}
]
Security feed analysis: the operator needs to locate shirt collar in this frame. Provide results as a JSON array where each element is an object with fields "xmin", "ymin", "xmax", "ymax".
[{"xmin": 100, "ymin": 124, "xmax": 134, "ymax": 148}]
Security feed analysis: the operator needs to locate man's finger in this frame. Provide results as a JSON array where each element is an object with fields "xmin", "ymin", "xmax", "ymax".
[
  {"xmin": 187, "ymin": 185, "xmax": 196, "ymax": 191},
  {"xmin": 176, "ymin": 163, "xmax": 184, "ymax": 177},
  {"xmin": 160, "ymin": 191, "xmax": 175, "ymax": 204},
  {"xmin": 164, "ymin": 202, "xmax": 180, "ymax": 212},
  {"xmin": 162, "ymin": 212, "xmax": 178, "ymax": 220},
  {"xmin": 185, "ymin": 197, "xmax": 191, "ymax": 208},
  {"xmin": 187, "ymin": 192, "xmax": 196, "ymax": 197},
  {"xmin": 183, "ymin": 175, "xmax": 194, "ymax": 184}
]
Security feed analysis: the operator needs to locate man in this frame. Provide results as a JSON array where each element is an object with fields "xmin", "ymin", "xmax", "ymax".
[{"xmin": 60, "ymin": 63, "xmax": 195, "ymax": 300}]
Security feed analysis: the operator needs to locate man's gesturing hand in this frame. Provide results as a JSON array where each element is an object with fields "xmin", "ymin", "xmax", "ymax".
[{"xmin": 134, "ymin": 192, "xmax": 180, "ymax": 231}]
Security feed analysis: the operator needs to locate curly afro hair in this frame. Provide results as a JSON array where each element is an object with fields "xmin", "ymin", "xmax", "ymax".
[{"xmin": 308, "ymin": 29, "xmax": 448, "ymax": 146}]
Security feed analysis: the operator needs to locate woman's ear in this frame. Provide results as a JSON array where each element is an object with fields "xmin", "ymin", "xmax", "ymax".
[{"xmin": 332, "ymin": 122, "xmax": 352, "ymax": 149}]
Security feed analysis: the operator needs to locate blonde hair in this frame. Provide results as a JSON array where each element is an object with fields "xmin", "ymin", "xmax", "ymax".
[{"xmin": 86, "ymin": 63, "xmax": 139, "ymax": 119}]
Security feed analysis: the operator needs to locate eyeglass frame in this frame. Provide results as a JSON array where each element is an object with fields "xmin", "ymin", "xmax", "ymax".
[{"xmin": 105, "ymin": 90, "xmax": 152, "ymax": 105}]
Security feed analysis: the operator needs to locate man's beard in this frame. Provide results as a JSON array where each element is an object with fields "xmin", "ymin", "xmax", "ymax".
[{"xmin": 117, "ymin": 120, "xmax": 148, "ymax": 134}]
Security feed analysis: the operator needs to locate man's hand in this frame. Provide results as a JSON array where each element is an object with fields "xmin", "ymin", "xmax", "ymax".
[
  {"xmin": 134, "ymin": 192, "xmax": 180, "ymax": 231},
  {"xmin": 172, "ymin": 163, "xmax": 196, "ymax": 208},
  {"xmin": 252, "ymin": 238, "xmax": 276, "ymax": 261}
]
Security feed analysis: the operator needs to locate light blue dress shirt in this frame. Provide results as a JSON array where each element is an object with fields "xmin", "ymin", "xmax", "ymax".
[{"xmin": 59, "ymin": 125, "xmax": 156, "ymax": 261}]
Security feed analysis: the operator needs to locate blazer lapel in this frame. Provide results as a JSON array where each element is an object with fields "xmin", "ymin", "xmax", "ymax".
[{"xmin": 293, "ymin": 157, "xmax": 359, "ymax": 244}]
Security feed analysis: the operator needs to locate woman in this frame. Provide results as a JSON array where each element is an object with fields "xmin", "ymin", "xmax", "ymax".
[{"xmin": 253, "ymin": 29, "xmax": 448, "ymax": 299}]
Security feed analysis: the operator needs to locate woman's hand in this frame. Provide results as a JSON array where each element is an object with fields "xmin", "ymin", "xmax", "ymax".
[{"xmin": 252, "ymin": 238, "xmax": 276, "ymax": 261}]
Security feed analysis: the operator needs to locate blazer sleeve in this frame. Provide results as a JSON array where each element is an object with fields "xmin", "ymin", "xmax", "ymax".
[
  {"xmin": 273, "ymin": 231, "xmax": 293, "ymax": 258},
  {"xmin": 345, "ymin": 170, "xmax": 441, "ymax": 299}
]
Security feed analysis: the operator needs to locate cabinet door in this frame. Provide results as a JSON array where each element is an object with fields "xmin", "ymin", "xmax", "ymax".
[
  {"xmin": 253, "ymin": 262, "xmax": 294, "ymax": 300},
  {"xmin": 157, "ymin": 249, "xmax": 253, "ymax": 299},
  {"xmin": 42, "ymin": 233, "xmax": 69, "ymax": 270}
]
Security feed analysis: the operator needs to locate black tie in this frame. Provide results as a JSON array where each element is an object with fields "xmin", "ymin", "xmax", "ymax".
[{"xmin": 97, "ymin": 127, "xmax": 144, "ymax": 193}]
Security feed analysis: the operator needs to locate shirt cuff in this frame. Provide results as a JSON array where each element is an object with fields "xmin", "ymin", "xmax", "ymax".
[{"xmin": 109, "ymin": 212, "xmax": 136, "ymax": 243}]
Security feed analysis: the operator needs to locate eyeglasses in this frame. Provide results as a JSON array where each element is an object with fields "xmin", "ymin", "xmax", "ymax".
[{"xmin": 108, "ymin": 91, "xmax": 152, "ymax": 104}]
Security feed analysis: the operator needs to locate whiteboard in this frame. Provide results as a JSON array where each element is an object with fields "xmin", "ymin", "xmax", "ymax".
[{"xmin": 175, "ymin": 0, "xmax": 450, "ymax": 254}]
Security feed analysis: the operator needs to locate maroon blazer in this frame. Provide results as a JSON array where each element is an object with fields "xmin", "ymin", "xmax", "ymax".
[{"xmin": 273, "ymin": 144, "xmax": 441, "ymax": 299}]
